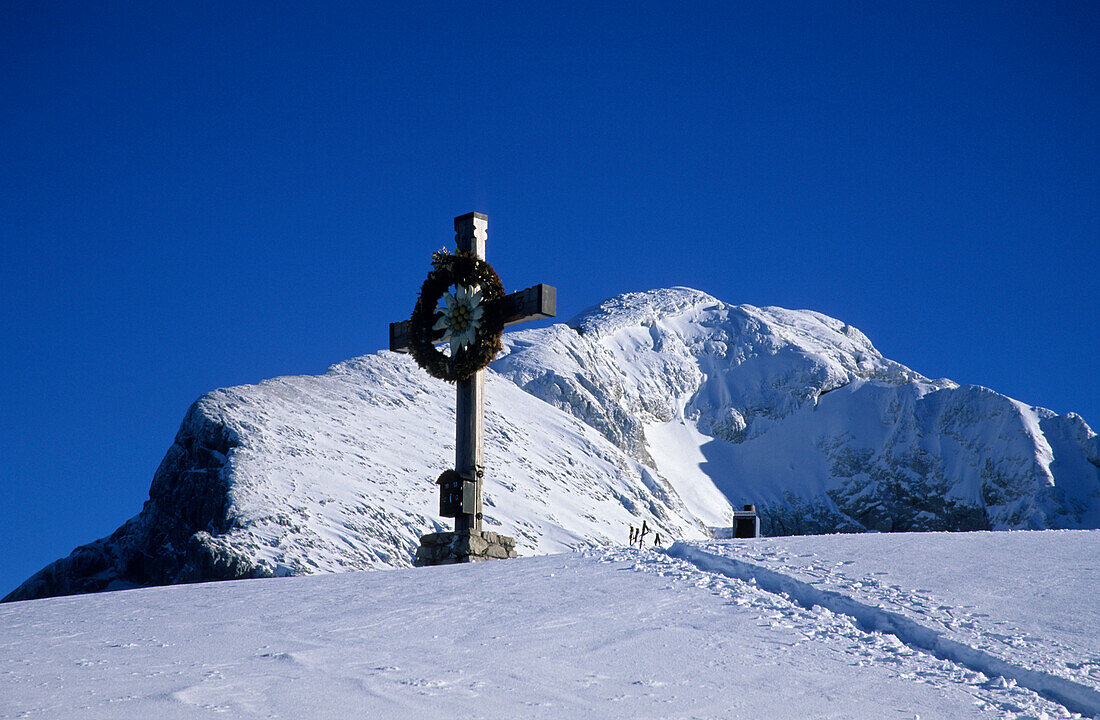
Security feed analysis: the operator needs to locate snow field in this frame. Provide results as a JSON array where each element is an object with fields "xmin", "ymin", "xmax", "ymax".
[
  {"xmin": 667, "ymin": 530, "xmax": 1100, "ymax": 717},
  {"xmin": 3, "ymin": 532, "xmax": 1095, "ymax": 719}
]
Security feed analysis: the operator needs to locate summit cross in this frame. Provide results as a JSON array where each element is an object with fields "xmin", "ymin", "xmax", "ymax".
[{"xmin": 390, "ymin": 212, "xmax": 555, "ymax": 563}]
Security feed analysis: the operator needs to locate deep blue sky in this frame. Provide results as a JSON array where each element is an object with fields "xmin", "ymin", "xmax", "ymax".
[{"xmin": 2, "ymin": 2, "xmax": 1097, "ymax": 596}]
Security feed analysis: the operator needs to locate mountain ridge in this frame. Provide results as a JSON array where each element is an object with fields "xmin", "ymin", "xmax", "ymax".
[{"xmin": 7, "ymin": 287, "xmax": 1098, "ymax": 602}]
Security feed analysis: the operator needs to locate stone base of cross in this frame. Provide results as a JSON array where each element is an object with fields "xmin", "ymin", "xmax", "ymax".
[
  {"xmin": 389, "ymin": 212, "xmax": 555, "ymax": 565},
  {"xmin": 413, "ymin": 529, "xmax": 518, "ymax": 566}
]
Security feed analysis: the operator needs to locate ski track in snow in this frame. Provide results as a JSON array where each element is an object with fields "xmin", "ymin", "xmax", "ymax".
[
  {"xmin": 658, "ymin": 541, "xmax": 1099, "ymax": 718},
  {"xmin": 723, "ymin": 532, "xmax": 1100, "ymax": 694},
  {"xmin": 612, "ymin": 546, "xmax": 1084, "ymax": 719}
]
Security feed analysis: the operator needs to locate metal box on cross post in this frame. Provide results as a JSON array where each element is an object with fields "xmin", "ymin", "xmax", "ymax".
[
  {"xmin": 733, "ymin": 504, "xmax": 760, "ymax": 538},
  {"xmin": 436, "ymin": 469, "xmax": 478, "ymax": 518}
]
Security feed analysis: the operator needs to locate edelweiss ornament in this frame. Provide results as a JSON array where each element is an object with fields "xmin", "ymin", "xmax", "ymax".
[{"xmin": 433, "ymin": 284, "xmax": 484, "ymax": 351}]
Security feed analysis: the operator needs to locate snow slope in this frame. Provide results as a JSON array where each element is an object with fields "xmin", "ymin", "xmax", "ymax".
[
  {"xmin": 3, "ymin": 532, "xmax": 1097, "ymax": 719},
  {"xmin": 7, "ymin": 287, "xmax": 1099, "ymax": 602}
]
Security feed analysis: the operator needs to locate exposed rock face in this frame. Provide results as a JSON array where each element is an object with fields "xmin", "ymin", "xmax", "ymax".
[
  {"xmin": 7, "ymin": 287, "xmax": 1099, "ymax": 602},
  {"xmin": 4, "ymin": 403, "xmax": 273, "ymax": 603}
]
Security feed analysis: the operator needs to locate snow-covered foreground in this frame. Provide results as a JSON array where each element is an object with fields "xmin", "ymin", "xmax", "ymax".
[{"xmin": 3, "ymin": 532, "xmax": 1097, "ymax": 719}]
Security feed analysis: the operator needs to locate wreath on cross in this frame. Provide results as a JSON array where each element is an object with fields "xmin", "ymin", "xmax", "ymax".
[{"xmin": 408, "ymin": 250, "xmax": 506, "ymax": 382}]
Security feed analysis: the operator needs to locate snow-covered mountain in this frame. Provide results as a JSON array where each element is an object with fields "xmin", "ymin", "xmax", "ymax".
[
  {"xmin": 7, "ymin": 288, "xmax": 1099, "ymax": 602},
  {"xmin": 495, "ymin": 288, "xmax": 1100, "ymax": 534}
]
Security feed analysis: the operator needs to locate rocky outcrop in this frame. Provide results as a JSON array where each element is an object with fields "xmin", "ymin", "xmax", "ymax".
[{"xmin": 3, "ymin": 401, "xmax": 273, "ymax": 603}]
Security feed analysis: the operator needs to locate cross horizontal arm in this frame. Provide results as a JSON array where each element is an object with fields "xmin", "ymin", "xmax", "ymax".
[{"xmin": 389, "ymin": 283, "xmax": 557, "ymax": 353}]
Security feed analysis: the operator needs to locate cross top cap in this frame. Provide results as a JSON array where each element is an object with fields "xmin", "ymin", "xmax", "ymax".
[
  {"xmin": 454, "ymin": 212, "xmax": 488, "ymax": 255},
  {"xmin": 455, "ymin": 211, "xmax": 488, "ymax": 224},
  {"xmin": 455, "ymin": 212, "xmax": 488, "ymax": 235}
]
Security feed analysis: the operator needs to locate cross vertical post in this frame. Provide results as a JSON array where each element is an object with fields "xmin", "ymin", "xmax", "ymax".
[{"xmin": 453, "ymin": 212, "xmax": 487, "ymax": 534}]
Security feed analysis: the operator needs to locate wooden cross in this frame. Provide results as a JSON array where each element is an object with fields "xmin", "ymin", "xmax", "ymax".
[{"xmin": 389, "ymin": 212, "xmax": 556, "ymax": 534}]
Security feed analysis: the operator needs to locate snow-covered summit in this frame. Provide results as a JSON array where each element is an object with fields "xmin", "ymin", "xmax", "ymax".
[
  {"xmin": 6, "ymin": 287, "xmax": 1099, "ymax": 602},
  {"xmin": 496, "ymin": 288, "xmax": 1098, "ymax": 533},
  {"xmin": 497, "ymin": 288, "xmax": 939, "ymax": 458}
]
